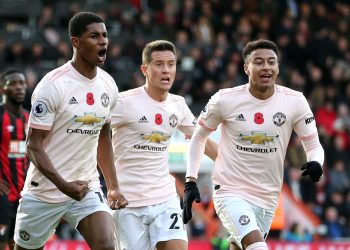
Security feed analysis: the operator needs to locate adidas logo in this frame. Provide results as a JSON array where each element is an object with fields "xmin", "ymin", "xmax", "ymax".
[
  {"xmin": 68, "ymin": 97, "xmax": 78, "ymax": 104},
  {"xmin": 235, "ymin": 114, "xmax": 246, "ymax": 121},
  {"xmin": 138, "ymin": 116, "xmax": 148, "ymax": 123}
]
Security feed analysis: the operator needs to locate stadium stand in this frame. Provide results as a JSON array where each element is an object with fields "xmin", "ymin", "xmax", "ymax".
[{"xmin": 1, "ymin": 0, "xmax": 349, "ymax": 249}]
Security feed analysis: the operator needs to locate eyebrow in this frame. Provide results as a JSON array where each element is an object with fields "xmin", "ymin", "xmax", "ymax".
[
  {"xmin": 152, "ymin": 59, "xmax": 176, "ymax": 63},
  {"xmin": 253, "ymin": 57, "xmax": 277, "ymax": 60},
  {"xmin": 252, "ymin": 58, "xmax": 277, "ymax": 63},
  {"xmin": 89, "ymin": 31, "xmax": 107, "ymax": 35}
]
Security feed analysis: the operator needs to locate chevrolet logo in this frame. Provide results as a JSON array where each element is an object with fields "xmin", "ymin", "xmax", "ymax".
[
  {"xmin": 239, "ymin": 132, "xmax": 279, "ymax": 145},
  {"xmin": 74, "ymin": 113, "xmax": 104, "ymax": 125},
  {"xmin": 141, "ymin": 132, "xmax": 171, "ymax": 143}
]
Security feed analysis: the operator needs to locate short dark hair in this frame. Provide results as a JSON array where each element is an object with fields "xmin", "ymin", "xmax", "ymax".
[
  {"xmin": 0, "ymin": 68, "xmax": 23, "ymax": 87},
  {"xmin": 242, "ymin": 39, "xmax": 279, "ymax": 63},
  {"xmin": 142, "ymin": 40, "xmax": 176, "ymax": 64},
  {"xmin": 69, "ymin": 12, "xmax": 104, "ymax": 37}
]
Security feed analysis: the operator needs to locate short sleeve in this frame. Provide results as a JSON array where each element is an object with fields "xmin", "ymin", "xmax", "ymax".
[
  {"xmin": 29, "ymin": 81, "xmax": 61, "ymax": 130},
  {"xmin": 177, "ymin": 100, "xmax": 196, "ymax": 136},
  {"xmin": 198, "ymin": 91, "xmax": 222, "ymax": 131}
]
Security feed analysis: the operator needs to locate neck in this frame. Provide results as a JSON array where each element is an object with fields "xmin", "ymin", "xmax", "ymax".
[
  {"xmin": 144, "ymin": 84, "xmax": 168, "ymax": 102},
  {"xmin": 248, "ymin": 83, "xmax": 275, "ymax": 100},
  {"xmin": 3, "ymin": 102, "xmax": 22, "ymax": 116},
  {"xmin": 71, "ymin": 56, "xmax": 97, "ymax": 80}
]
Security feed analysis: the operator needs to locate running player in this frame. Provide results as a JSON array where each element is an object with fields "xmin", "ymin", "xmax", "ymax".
[
  {"xmin": 111, "ymin": 40, "xmax": 217, "ymax": 250},
  {"xmin": 183, "ymin": 39, "xmax": 324, "ymax": 250},
  {"xmin": 14, "ymin": 12, "xmax": 127, "ymax": 250}
]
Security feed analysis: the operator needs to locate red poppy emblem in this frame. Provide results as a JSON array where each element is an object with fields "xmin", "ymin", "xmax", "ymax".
[
  {"xmin": 254, "ymin": 112, "xmax": 264, "ymax": 124},
  {"xmin": 86, "ymin": 93, "xmax": 95, "ymax": 105},
  {"xmin": 155, "ymin": 113, "xmax": 163, "ymax": 125}
]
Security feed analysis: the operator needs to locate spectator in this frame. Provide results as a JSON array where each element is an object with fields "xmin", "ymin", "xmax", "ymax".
[
  {"xmin": 323, "ymin": 206, "xmax": 347, "ymax": 239},
  {"xmin": 283, "ymin": 223, "xmax": 305, "ymax": 242},
  {"xmin": 328, "ymin": 160, "xmax": 350, "ymax": 194}
]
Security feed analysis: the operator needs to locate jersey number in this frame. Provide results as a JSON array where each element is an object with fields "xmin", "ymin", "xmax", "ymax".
[{"xmin": 169, "ymin": 213, "xmax": 180, "ymax": 229}]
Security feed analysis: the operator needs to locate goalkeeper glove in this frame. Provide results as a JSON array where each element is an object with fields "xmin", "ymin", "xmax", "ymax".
[
  {"xmin": 182, "ymin": 181, "xmax": 201, "ymax": 224},
  {"xmin": 301, "ymin": 161, "xmax": 323, "ymax": 182}
]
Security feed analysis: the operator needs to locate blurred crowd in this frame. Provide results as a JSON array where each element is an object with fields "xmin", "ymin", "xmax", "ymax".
[{"xmin": 1, "ymin": 0, "xmax": 350, "ymax": 243}]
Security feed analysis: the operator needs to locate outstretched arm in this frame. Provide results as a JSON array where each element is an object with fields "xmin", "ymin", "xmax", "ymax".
[
  {"xmin": 186, "ymin": 125, "xmax": 213, "ymax": 180},
  {"xmin": 97, "ymin": 122, "xmax": 128, "ymax": 209},
  {"xmin": 26, "ymin": 128, "xmax": 89, "ymax": 200},
  {"xmin": 204, "ymin": 138, "xmax": 218, "ymax": 162},
  {"xmin": 300, "ymin": 133, "xmax": 324, "ymax": 182},
  {"xmin": 293, "ymin": 95, "xmax": 325, "ymax": 182},
  {"xmin": 183, "ymin": 125, "xmax": 213, "ymax": 224}
]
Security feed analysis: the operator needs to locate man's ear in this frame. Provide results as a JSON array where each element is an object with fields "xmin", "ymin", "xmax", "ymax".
[
  {"xmin": 71, "ymin": 37, "xmax": 79, "ymax": 49},
  {"xmin": 140, "ymin": 64, "xmax": 148, "ymax": 77},
  {"xmin": 243, "ymin": 64, "xmax": 249, "ymax": 75}
]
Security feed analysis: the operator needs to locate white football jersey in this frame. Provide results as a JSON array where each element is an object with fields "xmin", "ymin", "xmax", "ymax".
[
  {"xmin": 198, "ymin": 83, "xmax": 319, "ymax": 209},
  {"xmin": 23, "ymin": 61, "xmax": 119, "ymax": 203},
  {"xmin": 111, "ymin": 86, "xmax": 196, "ymax": 207}
]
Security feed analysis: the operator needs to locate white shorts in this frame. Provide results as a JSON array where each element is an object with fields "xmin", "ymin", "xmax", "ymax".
[
  {"xmin": 213, "ymin": 196, "xmax": 274, "ymax": 249},
  {"xmin": 113, "ymin": 196, "xmax": 187, "ymax": 250},
  {"xmin": 14, "ymin": 189, "xmax": 112, "ymax": 249}
]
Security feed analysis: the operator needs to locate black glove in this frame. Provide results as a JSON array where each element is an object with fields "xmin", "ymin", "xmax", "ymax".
[
  {"xmin": 182, "ymin": 181, "xmax": 201, "ymax": 224},
  {"xmin": 301, "ymin": 161, "xmax": 323, "ymax": 182}
]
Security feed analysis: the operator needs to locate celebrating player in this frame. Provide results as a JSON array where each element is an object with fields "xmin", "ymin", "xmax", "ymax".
[
  {"xmin": 111, "ymin": 40, "xmax": 217, "ymax": 250},
  {"xmin": 183, "ymin": 39, "xmax": 324, "ymax": 250},
  {"xmin": 14, "ymin": 12, "xmax": 127, "ymax": 250}
]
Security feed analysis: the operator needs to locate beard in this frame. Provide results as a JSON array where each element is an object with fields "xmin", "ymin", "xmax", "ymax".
[{"xmin": 7, "ymin": 95, "xmax": 25, "ymax": 106}]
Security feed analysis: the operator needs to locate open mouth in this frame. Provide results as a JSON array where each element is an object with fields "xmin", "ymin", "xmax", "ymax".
[
  {"xmin": 98, "ymin": 49, "xmax": 107, "ymax": 60},
  {"xmin": 161, "ymin": 77, "xmax": 170, "ymax": 84},
  {"xmin": 260, "ymin": 74, "xmax": 272, "ymax": 82}
]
